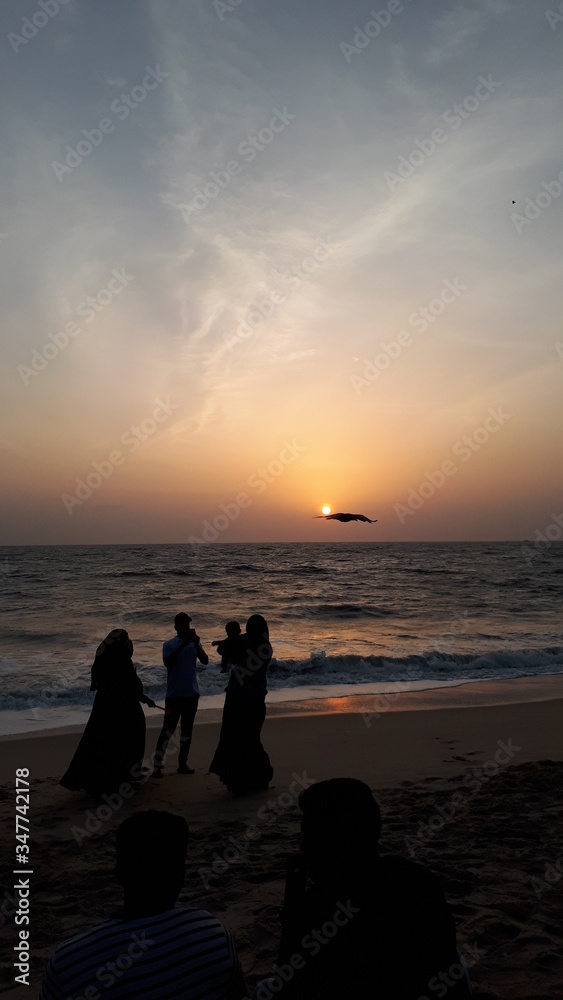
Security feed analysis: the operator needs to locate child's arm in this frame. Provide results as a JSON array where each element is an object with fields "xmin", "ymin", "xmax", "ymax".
[
  {"xmin": 195, "ymin": 639, "xmax": 209, "ymax": 666},
  {"xmin": 216, "ymin": 640, "xmax": 230, "ymax": 672}
]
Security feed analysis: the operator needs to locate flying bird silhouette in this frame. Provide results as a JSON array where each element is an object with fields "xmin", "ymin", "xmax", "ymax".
[{"xmin": 313, "ymin": 512, "xmax": 377, "ymax": 523}]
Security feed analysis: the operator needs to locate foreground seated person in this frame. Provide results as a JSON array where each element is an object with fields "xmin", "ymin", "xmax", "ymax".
[
  {"xmin": 259, "ymin": 778, "xmax": 472, "ymax": 1000},
  {"xmin": 39, "ymin": 810, "xmax": 247, "ymax": 1000}
]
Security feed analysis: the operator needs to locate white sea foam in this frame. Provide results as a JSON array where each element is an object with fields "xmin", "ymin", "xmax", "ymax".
[{"xmin": 1, "ymin": 540, "xmax": 562, "ymax": 734}]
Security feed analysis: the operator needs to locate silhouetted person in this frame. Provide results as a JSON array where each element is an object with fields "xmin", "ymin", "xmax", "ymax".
[
  {"xmin": 39, "ymin": 810, "xmax": 247, "ymax": 999},
  {"xmin": 259, "ymin": 778, "xmax": 472, "ymax": 999},
  {"xmin": 60, "ymin": 629, "xmax": 155, "ymax": 797},
  {"xmin": 212, "ymin": 620, "xmax": 242, "ymax": 673},
  {"xmin": 209, "ymin": 614, "xmax": 273, "ymax": 795},
  {"xmin": 153, "ymin": 612, "xmax": 208, "ymax": 776}
]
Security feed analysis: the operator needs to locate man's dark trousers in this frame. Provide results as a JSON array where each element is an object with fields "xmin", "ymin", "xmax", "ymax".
[{"xmin": 154, "ymin": 695, "xmax": 199, "ymax": 768}]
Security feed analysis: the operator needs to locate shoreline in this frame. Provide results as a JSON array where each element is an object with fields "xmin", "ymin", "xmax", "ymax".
[
  {"xmin": 2, "ymin": 672, "xmax": 563, "ymax": 742},
  {"xmin": 1, "ymin": 676, "xmax": 563, "ymax": 785}
]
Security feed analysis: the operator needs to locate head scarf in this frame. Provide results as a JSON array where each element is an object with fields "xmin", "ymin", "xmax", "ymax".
[{"xmin": 90, "ymin": 628, "xmax": 132, "ymax": 691}]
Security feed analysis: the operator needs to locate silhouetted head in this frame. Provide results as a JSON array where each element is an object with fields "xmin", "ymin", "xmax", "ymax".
[
  {"xmin": 245, "ymin": 615, "xmax": 271, "ymax": 663},
  {"xmin": 116, "ymin": 811, "xmax": 189, "ymax": 917},
  {"xmin": 246, "ymin": 614, "xmax": 269, "ymax": 640},
  {"xmin": 174, "ymin": 612, "xmax": 193, "ymax": 637},
  {"xmin": 91, "ymin": 629, "xmax": 133, "ymax": 690},
  {"xmin": 225, "ymin": 620, "xmax": 241, "ymax": 637},
  {"xmin": 299, "ymin": 778, "xmax": 381, "ymax": 886},
  {"xmin": 174, "ymin": 612, "xmax": 193, "ymax": 628},
  {"xmin": 95, "ymin": 628, "xmax": 132, "ymax": 660}
]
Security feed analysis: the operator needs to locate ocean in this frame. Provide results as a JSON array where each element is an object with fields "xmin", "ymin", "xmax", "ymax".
[{"xmin": 0, "ymin": 541, "xmax": 562, "ymax": 734}]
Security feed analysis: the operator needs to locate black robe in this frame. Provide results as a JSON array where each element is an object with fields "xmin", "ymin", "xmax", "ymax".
[
  {"xmin": 60, "ymin": 650, "xmax": 146, "ymax": 797},
  {"xmin": 209, "ymin": 635, "xmax": 274, "ymax": 794}
]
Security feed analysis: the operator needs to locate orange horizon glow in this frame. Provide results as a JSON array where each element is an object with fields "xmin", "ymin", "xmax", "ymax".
[{"xmin": 1, "ymin": 5, "xmax": 562, "ymax": 546}]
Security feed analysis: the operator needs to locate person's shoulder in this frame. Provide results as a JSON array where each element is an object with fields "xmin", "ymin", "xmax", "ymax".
[
  {"xmin": 252, "ymin": 633, "xmax": 272, "ymax": 656},
  {"xmin": 163, "ymin": 636, "xmax": 181, "ymax": 653},
  {"xmin": 49, "ymin": 918, "xmax": 118, "ymax": 962},
  {"xmin": 180, "ymin": 904, "xmax": 223, "ymax": 919},
  {"xmin": 175, "ymin": 905, "xmax": 232, "ymax": 938},
  {"xmin": 380, "ymin": 854, "xmax": 438, "ymax": 877},
  {"xmin": 243, "ymin": 634, "xmax": 272, "ymax": 657},
  {"xmin": 255, "ymin": 637, "xmax": 272, "ymax": 667},
  {"xmin": 378, "ymin": 855, "xmax": 446, "ymax": 898}
]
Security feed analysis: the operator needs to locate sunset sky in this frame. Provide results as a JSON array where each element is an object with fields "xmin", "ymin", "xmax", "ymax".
[{"xmin": 1, "ymin": 0, "xmax": 562, "ymax": 544}]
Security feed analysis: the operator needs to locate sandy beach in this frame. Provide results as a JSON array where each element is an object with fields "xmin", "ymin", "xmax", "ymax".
[
  {"xmin": 2, "ymin": 0, "xmax": 562, "ymax": 996},
  {"xmin": 1, "ymin": 680, "xmax": 563, "ymax": 999}
]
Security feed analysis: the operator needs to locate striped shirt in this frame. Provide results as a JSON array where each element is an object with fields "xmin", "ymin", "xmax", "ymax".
[{"xmin": 38, "ymin": 906, "xmax": 247, "ymax": 1000}]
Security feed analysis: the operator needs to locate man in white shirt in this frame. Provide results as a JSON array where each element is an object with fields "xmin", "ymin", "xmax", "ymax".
[{"xmin": 153, "ymin": 612, "xmax": 208, "ymax": 776}]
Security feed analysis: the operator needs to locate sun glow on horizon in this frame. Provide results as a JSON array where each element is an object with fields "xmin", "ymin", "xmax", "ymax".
[{"xmin": 321, "ymin": 505, "xmax": 331, "ymax": 515}]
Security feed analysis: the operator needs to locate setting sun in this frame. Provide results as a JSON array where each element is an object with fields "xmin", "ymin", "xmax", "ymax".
[{"xmin": 321, "ymin": 505, "xmax": 331, "ymax": 515}]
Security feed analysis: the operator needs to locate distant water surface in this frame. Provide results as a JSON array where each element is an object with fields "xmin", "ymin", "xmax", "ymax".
[{"xmin": 0, "ymin": 542, "xmax": 561, "ymax": 733}]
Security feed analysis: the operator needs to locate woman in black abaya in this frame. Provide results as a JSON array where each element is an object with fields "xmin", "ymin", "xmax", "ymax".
[
  {"xmin": 209, "ymin": 614, "xmax": 274, "ymax": 795},
  {"xmin": 60, "ymin": 629, "xmax": 155, "ymax": 797}
]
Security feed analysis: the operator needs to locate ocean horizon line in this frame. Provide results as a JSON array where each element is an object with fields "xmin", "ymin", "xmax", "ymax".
[{"xmin": 0, "ymin": 538, "xmax": 547, "ymax": 548}]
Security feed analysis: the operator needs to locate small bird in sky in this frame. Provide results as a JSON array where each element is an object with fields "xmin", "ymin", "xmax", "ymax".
[{"xmin": 313, "ymin": 512, "xmax": 378, "ymax": 523}]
